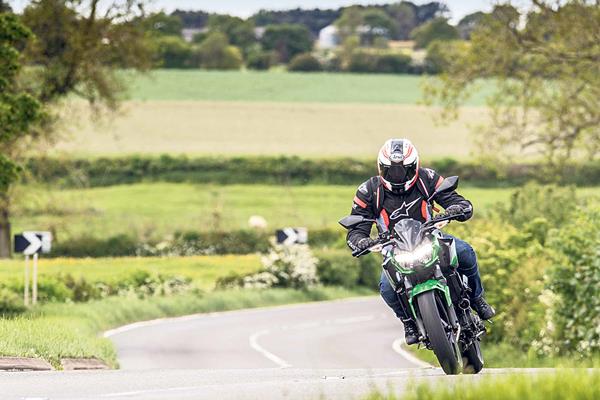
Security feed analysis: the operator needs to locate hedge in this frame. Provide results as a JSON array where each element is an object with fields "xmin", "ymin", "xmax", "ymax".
[
  {"xmin": 49, "ymin": 228, "xmax": 346, "ymax": 258},
  {"xmin": 24, "ymin": 155, "xmax": 600, "ymax": 188}
]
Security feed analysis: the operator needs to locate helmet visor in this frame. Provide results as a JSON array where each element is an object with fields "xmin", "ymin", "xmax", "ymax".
[{"xmin": 381, "ymin": 163, "xmax": 417, "ymax": 185}]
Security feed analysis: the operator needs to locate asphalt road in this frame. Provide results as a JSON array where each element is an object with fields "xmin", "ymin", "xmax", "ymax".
[{"xmin": 0, "ymin": 297, "xmax": 542, "ymax": 400}]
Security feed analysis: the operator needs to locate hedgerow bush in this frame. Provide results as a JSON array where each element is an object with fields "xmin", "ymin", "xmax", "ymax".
[
  {"xmin": 450, "ymin": 184, "xmax": 600, "ymax": 359},
  {"xmin": 0, "ymin": 270, "xmax": 195, "ymax": 313},
  {"xmin": 536, "ymin": 206, "xmax": 600, "ymax": 357},
  {"xmin": 25, "ymin": 155, "xmax": 600, "ymax": 188},
  {"xmin": 219, "ymin": 243, "xmax": 319, "ymax": 290}
]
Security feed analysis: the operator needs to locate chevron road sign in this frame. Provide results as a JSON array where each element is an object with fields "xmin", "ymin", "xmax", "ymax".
[
  {"xmin": 14, "ymin": 231, "xmax": 52, "ymax": 306},
  {"xmin": 276, "ymin": 228, "xmax": 308, "ymax": 245},
  {"xmin": 14, "ymin": 231, "xmax": 52, "ymax": 255}
]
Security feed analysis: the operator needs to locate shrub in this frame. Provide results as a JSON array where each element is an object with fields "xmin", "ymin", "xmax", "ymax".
[
  {"xmin": 154, "ymin": 35, "xmax": 194, "ymax": 68},
  {"xmin": 537, "ymin": 206, "xmax": 600, "ymax": 357},
  {"xmin": 198, "ymin": 32, "xmax": 243, "ymax": 70},
  {"xmin": 246, "ymin": 50, "xmax": 275, "ymax": 70},
  {"xmin": 0, "ymin": 289, "xmax": 26, "ymax": 314},
  {"xmin": 348, "ymin": 51, "xmax": 375, "ymax": 73},
  {"xmin": 373, "ymin": 53, "xmax": 411, "ymax": 73},
  {"xmin": 288, "ymin": 53, "xmax": 323, "ymax": 72},
  {"xmin": 242, "ymin": 244, "xmax": 319, "ymax": 289},
  {"xmin": 51, "ymin": 234, "xmax": 139, "ymax": 258},
  {"xmin": 316, "ymin": 250, "xmax": 361, "ymax": 288}
]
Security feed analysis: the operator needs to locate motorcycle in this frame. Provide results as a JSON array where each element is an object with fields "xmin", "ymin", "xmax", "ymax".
[{"xmin": 339, "ymin": 176, "xmax": 486, "ymax": 375}]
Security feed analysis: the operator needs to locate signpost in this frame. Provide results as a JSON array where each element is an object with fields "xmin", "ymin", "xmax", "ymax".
[
  {"xmin": 14, "ymin": 231, "xmax": 52, "ymax": 306},
  {"xmin": 276, "ymin": 228, "xmax": 308, "ymax": 245}
]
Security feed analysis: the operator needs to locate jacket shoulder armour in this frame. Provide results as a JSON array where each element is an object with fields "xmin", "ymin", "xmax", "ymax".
[
  {"xmin": 419, "ymin": 167, "xmax": 444, "ymax": 194},
  {"xmin": 353, "ymin": 176, "xmax": 380, "ymax": 210}
]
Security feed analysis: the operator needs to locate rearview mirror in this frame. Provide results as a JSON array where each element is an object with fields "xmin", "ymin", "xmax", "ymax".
[
  {"xmin": 338, "ymin": 215, "xmax": 375, "ymax": 229},
  {"xmin": 428, "ymin": 176, "xmax": 459, "ymax": 202}
]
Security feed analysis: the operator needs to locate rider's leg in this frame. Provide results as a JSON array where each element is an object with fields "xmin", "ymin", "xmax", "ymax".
[
  {"xmin": 448, "ymin": 235, "xmax": 495, "ymax": 319},
  {"xmin": 379, "ymin": 271, "xmax": 409, "ymax": 319},
  {"xmin": 379, "ymin": 271, "xmax": 419, "ymax": 344},
  {"xmin": 448, "ymin": 236, "xmax": 483, "ymax": 300}
]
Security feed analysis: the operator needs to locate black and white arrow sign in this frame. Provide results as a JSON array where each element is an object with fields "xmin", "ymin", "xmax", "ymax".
[
  {"xmin": 276, "ymin": 228, "xmax": 308, "ymax": 245},
  {"xmin": 14, "ymin": 232, "xmax": 52, "ymax": 255}
]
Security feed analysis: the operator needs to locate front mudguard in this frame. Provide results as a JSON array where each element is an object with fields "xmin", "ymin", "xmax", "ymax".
[{"xmin": 409, "ymin": 279, "xmax": 460, "ymax": 340}]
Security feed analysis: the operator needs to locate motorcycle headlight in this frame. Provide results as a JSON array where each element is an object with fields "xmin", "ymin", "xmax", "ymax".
[{"xmin": 393, "ymin": 241, "xmax": 434, "ymax": 267}]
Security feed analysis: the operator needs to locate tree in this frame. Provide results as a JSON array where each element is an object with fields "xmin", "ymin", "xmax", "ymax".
[
  {"xmin": 457, "ymin": 11, "xmax": 486, "ymax": 39},
  {"xmin": 334, "ymin": 6, "xmax": 364, "ymax": 40},
  {"xmin": 207, "ymin": 15, "xmax": 256, "ymax": 56},
  {"xmin": 386, "ymin": 2, "xmax": 418, "ymax": 40},
  {"xmin": 361, "ymin": 9, "xmax": 398, "ymax": 45},
  {"xmin": 0, "ymin": 13, "xmax": 44, "ymax": 257},
  {"xmin": 198, "ymin": 31, "xmax": 243, "ymax": 70},
  {"xmin": 261, "ymin": 24, "xmax": 313, "ymax": 63},
  {"xmin": 154, "ymin": 35, "xmax": 193, "ymax": 68},
  {"xmin": 423, "ymin": 1, "xmax": 600, "ymax": 168},
  {"xmin": 410, "ymin": 17, "xmax": 458, "ymax": 48},
  {"xmin": 0, "ymin": 1, "xmax": 11, "ymax": 12},
  {"xmin": 142, "ymin": 12, "xmax": 183, "ymax": 37},
  {"xmin": 0, "ymin": 0, "xmax": 153, "ymax": 258},
  {"xmin": 22, "ymin": 0, "xmax": 152, "ymax": 108},
  {"xmin": 414, "ymin": 1, "xmax": 449, "ymax": 24}
]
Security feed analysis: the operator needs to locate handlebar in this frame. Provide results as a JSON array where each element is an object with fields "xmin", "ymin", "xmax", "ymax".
[{"xmin": 351, "ymin": 212, "xmax": 465, "ymax": 258}]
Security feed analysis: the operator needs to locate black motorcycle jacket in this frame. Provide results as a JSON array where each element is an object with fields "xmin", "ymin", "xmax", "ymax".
[{"xmin": 346, "ymin": 168, "xmax": 473, "ymax": 251}]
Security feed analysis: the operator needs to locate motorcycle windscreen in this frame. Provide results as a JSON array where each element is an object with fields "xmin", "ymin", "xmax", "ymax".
[{"xmin": 393, "ymin": 219, "xmax": 424, "ymax": 251}]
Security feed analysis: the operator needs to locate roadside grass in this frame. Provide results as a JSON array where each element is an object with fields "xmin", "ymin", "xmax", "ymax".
[
  {"xmin": 0, "ymin": 255, "xmax": 261, "ymax": 290},
  {"xmin": 364, "ymin": 370, "xmax": 600, "ymax": 400},
  {"xmin": 124, "ymin": 70, "xmax": 493, "ymax": 105},
  {"xmin": 13, "ymin": 183, "xmax": 529, "ymax": 241},
  {"xmin": 403, "ymin": 341, "xmax": 600, "ymax": 369},
  {"xmin": 55, "ymin": 101, "xmax": 486, "ymax": 157},
  {"xmin": 0, "ymin": 287, "xmax": 371, "ymax": 368}
]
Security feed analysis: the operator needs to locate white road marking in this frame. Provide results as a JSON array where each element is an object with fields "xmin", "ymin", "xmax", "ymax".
[
  {"xmin": 249, "ymin": 330, "xmax": 292, "ymax": 369},
  {"xmin": 391, "ymin": 337, "xmax": 434, "ymax": 369}
]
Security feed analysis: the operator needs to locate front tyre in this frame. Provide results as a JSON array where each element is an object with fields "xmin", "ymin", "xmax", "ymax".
[{"xmin": 417, "ymin": 291, "xmax": 461, "ymax": 375}]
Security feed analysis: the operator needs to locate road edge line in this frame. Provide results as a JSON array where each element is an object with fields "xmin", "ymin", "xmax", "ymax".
[
  {"xmin": 248, "ymin": 329, "xmax": 292, "ymax": 368},
  {"xmin": 391, "ymin": 337, "xmax": 434, "ymax": 369}
]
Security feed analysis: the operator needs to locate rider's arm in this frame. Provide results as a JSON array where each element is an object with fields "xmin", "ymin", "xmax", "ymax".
[
  {"xmin": 346, "ymin": 182, "xmax": 376, "ymax": 251},
  {"xmin": 429, "ymin": 170, "xmax": 473, "ymax": 222}
]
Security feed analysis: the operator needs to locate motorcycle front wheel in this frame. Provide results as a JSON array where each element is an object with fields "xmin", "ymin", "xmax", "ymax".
[{"xmin": 416, "ymin": 290, "xmax": 461, "ymax": 375}]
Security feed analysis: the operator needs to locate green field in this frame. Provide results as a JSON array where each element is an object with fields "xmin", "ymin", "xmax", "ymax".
[
  {"xmin": 12, "ymin": 183, "xmax": 544, "ymax": 240},
  {"xmin": 0, "ymin": 255, "xmax": 261, "ymax": 290},
  {"xmin": 124, "ymin": 70, "xmax": 493, "ymax": 105},
  {"xmin": 53, "ymin": 70, "xmax": 493, "ymax": 157}
]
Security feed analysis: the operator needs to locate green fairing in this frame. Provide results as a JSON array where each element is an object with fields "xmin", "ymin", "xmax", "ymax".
[{"xmin": 408, "ymin": 279, "xmax": 452, "ymax": 318}]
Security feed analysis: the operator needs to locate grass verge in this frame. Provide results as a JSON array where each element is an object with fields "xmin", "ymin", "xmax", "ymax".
[
  {"xmin": 402, "ymin": 340, "xmax": 600, "ymax": 369},
  {"xmin": 0, "ymin": 287, "xmax": 372, "ymax": 368},
  {"xmin": 364, "ymin": 370, "xmax": 600, "ymax": 400}
]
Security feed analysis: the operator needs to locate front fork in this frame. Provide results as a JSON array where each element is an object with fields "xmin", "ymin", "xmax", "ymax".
[{"xmin": 403, "ymin": 266, "xmax": 461, "ymax": 342}]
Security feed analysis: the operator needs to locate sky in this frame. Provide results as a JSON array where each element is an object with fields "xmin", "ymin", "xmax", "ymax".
[{"xmin": 8, "ymin": 1, "xmax": 496, "ymax": 23}]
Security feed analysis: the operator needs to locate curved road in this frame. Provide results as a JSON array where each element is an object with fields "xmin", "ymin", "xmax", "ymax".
[
  {"xmin": 108, "ymin": 297, "xmax": 427, "ymax": 370},
  {"xmin": 0, "ymin": 297, "xmax": 546, "ymax": 400}
]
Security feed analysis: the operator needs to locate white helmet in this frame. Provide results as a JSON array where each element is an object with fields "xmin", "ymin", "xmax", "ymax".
[{"xmin": 377, "ymin": 138, "xmax": 420, "ymax": 192}]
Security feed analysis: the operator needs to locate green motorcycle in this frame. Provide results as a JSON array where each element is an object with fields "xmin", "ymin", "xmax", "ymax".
[{"xmin": 339, "ymin": 176, "xmax": 486, "ymax": 375}]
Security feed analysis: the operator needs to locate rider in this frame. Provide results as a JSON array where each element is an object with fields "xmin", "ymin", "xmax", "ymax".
[{"xmin": 346, "ymin": 138, "xmax": 495, "ymax": 345}]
